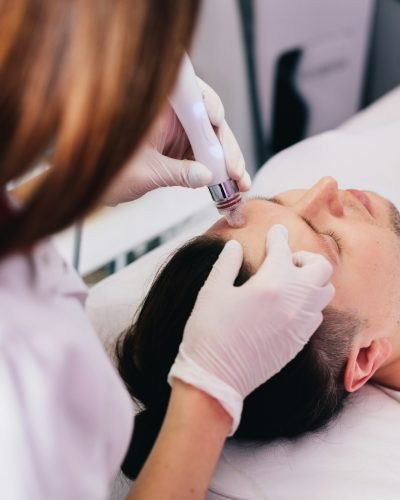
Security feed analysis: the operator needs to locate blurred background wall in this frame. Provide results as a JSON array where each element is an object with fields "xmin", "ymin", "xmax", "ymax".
[{"xmin": 190, "ymin": 0, "xmax": 389, "ymax": 175}]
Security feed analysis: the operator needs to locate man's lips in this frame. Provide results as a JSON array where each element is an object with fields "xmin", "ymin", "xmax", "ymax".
[{"xmin": 346, "ymin": 189, "xmax": 373, "ymax": 216}]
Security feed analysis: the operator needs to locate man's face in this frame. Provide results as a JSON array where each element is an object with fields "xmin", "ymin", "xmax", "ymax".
[{"xmin": 209, "ymin": 177, "xmax": 400, "ymax": 353}]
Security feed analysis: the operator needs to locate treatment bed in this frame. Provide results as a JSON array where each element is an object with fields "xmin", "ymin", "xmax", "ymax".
[{"xmin": 86, "ymin": 87, "xmax": 400, "ymax": 500}]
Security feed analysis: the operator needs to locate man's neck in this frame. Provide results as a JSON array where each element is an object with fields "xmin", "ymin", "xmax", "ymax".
[{"xmin": 373, "ymin": 358, "xmax": 400, "ymax": 391}]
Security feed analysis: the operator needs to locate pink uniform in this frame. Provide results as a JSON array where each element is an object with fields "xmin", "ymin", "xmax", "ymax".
[{"xmin": 0, "ymin": 235, "xmax": 134, "ymax": 499}]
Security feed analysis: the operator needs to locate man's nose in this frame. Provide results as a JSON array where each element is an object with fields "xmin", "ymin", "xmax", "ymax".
[{"xmin": 294, "ymin": 177, "xmax": 344, "ymax": 219}]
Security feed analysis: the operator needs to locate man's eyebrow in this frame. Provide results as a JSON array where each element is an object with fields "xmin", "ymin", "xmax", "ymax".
[
  {"xmin": 248, "ymin": 195, "xmax": 284, "ymax": 205},
  {"xmin": 250, "ymin": 195, "xmax": 324, "ymax": 233},
  {"xmin": 249, "ymin": 194, "xmax": 339, "ymax": 264}
]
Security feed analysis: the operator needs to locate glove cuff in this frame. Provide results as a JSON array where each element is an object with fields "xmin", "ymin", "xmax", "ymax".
[{"xmin": 168, "ymin": 356, "xmax": 243, "ymax": 436}]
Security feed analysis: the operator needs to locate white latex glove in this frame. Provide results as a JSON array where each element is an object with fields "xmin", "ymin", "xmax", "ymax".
[
  {"xmin": 168, "ymin": 224, "xmax": 335, "ymax": 434},
  {"xmin": 102, "ymin": 78, "xmax": 250, "ymax": 205}
]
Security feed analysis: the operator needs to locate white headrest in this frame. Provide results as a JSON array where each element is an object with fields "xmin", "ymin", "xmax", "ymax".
[{"xmin": 252, "ymin": 120, "xmax": 400, "ymax": 207}]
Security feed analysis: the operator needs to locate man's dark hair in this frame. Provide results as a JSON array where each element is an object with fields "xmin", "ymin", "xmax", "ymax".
[{"xmin": 115, "ymin": 235, "xmax": 360, "ymax": 479}]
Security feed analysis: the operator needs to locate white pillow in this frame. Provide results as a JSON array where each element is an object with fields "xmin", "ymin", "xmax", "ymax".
[
  {"xmin": 251, "ymin": 120, "xmax": 400, "ymax": 205},
  {"xmin": 208, "ymin": 384, "xmax": 400, "ymax": 500}
]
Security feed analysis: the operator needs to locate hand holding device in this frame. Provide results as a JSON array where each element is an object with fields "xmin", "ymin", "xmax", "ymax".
[
  {"xmin": 170, "ymin": 54, "xmax": 248, "ymax": 226},
  {"xmin": 102, "ymin": 71, "xmax": 249, "ymax": 206}
]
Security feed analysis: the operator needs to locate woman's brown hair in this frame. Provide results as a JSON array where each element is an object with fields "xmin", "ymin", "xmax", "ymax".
[{"xmin": 0, "ymin": 0, "xmax": 200, "ymax": 258}]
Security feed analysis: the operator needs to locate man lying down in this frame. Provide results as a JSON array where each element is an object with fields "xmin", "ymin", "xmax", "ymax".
[{"xmin": 115, "ymin": 176, "xmax": 400, "ymax": 487}]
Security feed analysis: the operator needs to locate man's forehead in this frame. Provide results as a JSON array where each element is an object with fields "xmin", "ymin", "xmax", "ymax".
[
  {"xmin": 206, "ymin": 194, "xmax": 341, "ymax": 269},
  {"xmin": 207, "ymin": 198, "xmax": 275, "ymax": 235},
  {"xmin": 206, "ymin": 198, "xmax": 290, "ymax": 268}
]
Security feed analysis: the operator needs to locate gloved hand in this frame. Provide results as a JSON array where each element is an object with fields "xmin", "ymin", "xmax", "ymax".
[
  {"xmin": 168, "ymin": 224, "xmax": 335, "ymax": 433},
  {"xmin": 102, "ymin": 78, "xmax": 250, "ymax": 205}
]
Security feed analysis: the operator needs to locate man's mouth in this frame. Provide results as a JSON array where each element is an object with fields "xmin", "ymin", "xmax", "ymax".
[{"xmin": 346, "ymin": 189, "xmax": 374, "ymax": 216}]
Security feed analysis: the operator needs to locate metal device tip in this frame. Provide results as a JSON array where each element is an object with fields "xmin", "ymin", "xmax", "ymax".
[
  {"xmin": 218, "ymin": 197, "xmax": 245, "ymax": 228},
  {"xmin": 210, "ymin": 180, "xmax": 246, "ymax": 228}
]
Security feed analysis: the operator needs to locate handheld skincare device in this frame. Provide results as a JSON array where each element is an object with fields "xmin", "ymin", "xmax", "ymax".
[{"xmin": 169, "ymin": 54, "xmax": 245, "ymax": 227}]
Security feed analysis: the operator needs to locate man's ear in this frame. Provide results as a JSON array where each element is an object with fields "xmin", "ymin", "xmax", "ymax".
[{"xmin": 344, "ymin": 338, "xmax": 392, "ymax": 393}]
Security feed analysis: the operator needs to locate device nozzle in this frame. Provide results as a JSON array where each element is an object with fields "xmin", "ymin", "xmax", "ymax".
[
  {"xmin": 220, "ymin": 206, "xmax": 245, "ymax": 227},
  {"xmin": 216, "ymin": 195, "xmax": 245, "ymax": 228}
]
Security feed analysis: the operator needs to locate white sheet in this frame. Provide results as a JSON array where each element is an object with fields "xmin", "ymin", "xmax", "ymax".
[
  {"xmin": 208, "ymin": 384, "xmax": 400, "ymax": 500},
  {"xmin": 251, "ymin": 120, "xmax": 400, "ymax": 203}
]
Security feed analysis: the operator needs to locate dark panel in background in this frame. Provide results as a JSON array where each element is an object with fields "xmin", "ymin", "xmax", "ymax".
[
  {"xmin": 365, "ymin": 0, "xmax": 400, "ymax": 104},
  {"xmin": 239, "ymin": 0, "xmax": 374, "ymax": 168}
]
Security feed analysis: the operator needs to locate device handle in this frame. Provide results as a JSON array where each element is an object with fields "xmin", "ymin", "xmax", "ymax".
[{"xmin": 169, "ymin": 54, "xmax": 229, "ymax": 186}]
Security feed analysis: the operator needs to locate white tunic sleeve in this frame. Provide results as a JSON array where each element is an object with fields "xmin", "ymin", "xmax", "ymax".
[{"xmin": 0, "ymin": 240, "xmax": 134, "ymax": 500}]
